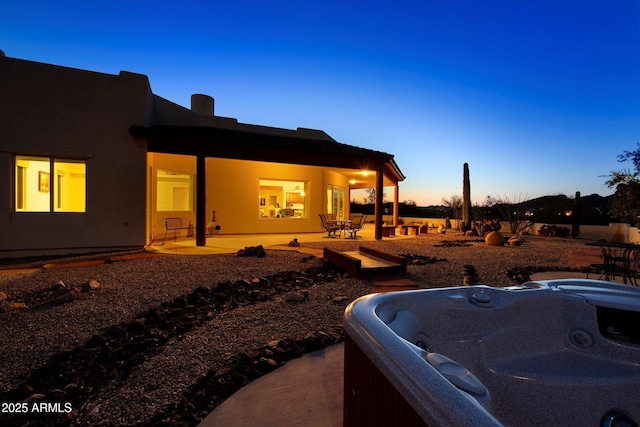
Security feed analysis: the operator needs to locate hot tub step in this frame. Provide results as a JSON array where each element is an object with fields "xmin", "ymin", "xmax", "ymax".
[
  {"xmin": 324, "ymin": 246, "xmax": 407, "ymax": 279},
  {"xmin": 372, "ymin": 277, "xmax": 418, "ymax": 293}
]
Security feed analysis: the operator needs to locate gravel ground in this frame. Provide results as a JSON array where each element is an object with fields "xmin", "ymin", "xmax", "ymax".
[{"xmin": 0, "ymin": 233, "xmax": 588, "ymax": 425}]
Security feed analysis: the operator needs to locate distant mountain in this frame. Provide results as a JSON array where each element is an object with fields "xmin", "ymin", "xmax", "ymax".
[
  {"xmin": 523, "ymin": 193, "xmax": 612, "ymax": 209},
  {"xmin": 502, "ymin": 193, "xmax": 612, "ymax": 225},
  {"xmin": 352, "ymin": 193, "xmax": 614, "ymax": 225}
]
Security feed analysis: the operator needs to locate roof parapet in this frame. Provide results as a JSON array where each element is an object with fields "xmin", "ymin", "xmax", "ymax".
[{"xmin": 191, "ymin": 94, "xmax": 214, "ymax": 116}]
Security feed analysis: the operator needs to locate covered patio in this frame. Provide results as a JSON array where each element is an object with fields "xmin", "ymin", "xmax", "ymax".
[
  {"xmin": 145, "ymin": 224, "xmax": 416, "ymax": 256},
  {"xmin": 131, "ymin": 113, "xmax": 405, "ymax": 246}
]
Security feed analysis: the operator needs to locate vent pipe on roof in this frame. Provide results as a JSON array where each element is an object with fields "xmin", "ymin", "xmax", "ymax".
[{"xmin": 191, "ymin": 94, "xmax": 214, "ymax": 116}]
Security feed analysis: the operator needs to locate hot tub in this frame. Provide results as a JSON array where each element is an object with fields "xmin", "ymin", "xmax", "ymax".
[{"xmin": 343, "ymin": 279, "xmax": 640, "ymax": 427}]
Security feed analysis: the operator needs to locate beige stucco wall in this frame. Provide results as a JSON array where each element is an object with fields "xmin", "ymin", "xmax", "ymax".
[
  {"xmin": 0, "ymin": 56, "xmax": 384, "ymax": 256},
  {"xmin": 0, "ymin": 57, "xmax": 152, "ymax": 257},
  {"xmin": 147, "ymin": 154, "xmax": 352, "ymax": 237}
]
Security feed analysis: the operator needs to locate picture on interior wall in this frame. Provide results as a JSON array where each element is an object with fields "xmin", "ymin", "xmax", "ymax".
[{"xmin": 38, "ymin": 171, "xmax": 50, "ymax": 192}]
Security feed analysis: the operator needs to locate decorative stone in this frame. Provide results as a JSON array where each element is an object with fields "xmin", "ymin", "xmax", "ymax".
[
  {"xmin": 333, "ymin": 295, "xmax": 349, "ymax": 304},
  {"xmin": 463, "ymin": 265, "xmax": 482, "ymax": 286},
  {"xmin": 288, "ymin": 238, "xmax": 300, "ymax": 247},
  {"xmin": 0, "ymin": 291, "xmax": 7, "ymax": 302},
  {"xmin": 485, "ymin": 231, "xmax": 505, "ymax": 246},
  {"xmin": 237, "ymin": 245, "xmax": 267, "ymax": 257},
  {"xmin": 55, "ymin": 289, "xmax": 83, "ymax": 303},
  {"xmin": 0, "ymin": 301, "xmax": 26, "ymax": 313},
  {"xmin": 82, "ymin": 279, "xmax": 101, "ymax": 292},
  {"xmin": 285, "ymin": 290, "xmax": 305, "ymax": 302},
  {"xmin": 509, "ymin": 237, "xmax": 523, "ymax": 246},
  {"xmin": 52, "ymin": 280, "xmax": 67, "ymax": 289}
]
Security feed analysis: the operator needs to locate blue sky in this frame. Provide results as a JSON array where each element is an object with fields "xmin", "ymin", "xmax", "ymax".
[{"xmin": 1, "ymin": 0, "xmax": 638, "ymax": 206}]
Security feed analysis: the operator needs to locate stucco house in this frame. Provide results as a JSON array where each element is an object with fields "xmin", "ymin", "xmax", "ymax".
[{"xmin": 0, "ymin": 53, "xmax": 405, "ymax": 257}]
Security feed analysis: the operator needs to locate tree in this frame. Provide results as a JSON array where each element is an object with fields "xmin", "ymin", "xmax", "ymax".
[
  {"xmin": 606, "ymin": 143, "xmax": 640, "ymax": 227},
  {"xmin": 364, "ymin": 188, "xmax": 387, "ymax": 204},
  {"xmin": 607, "ymin": 170, "xmax": 640, "ymax": 227},
  {"xmin": 364, "ymin": 188, "xmax": 376, "ymax": 204},
  {"xmin": 617, "ymin": 142, "xmax": 640, "ymax": 171},
  {"xmin": 442, "ymin": 194, "xmax": 462, "ymax": 219}
]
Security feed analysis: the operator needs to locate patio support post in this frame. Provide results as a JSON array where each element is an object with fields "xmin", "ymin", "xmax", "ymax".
[
  {"xmin": 393, "ymin": 183, "xmax": 399, "ymax": 226},
  {"xmin": 196, "ymin": 155, "xmax": 206, "ymax": 246},
  {"xmin": 375, "ymin": 166, "xmax": 384, "ymax": 240}
]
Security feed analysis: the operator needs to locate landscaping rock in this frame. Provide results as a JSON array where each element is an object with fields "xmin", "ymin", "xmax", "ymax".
[
  {"xmin": 237, "ymin": 245, "xmax": 267, "ymax": 258},
  {"xmin": 55, "ymin": 289, "xmax": 83, "ymax": 304},
  {"xmin": 485, "ymin": 231, "xmax": 505, "ymax": 246},
  {"xmin": 509, "ymin": 237, "xmax": 523, "ymax": 246},
  {"xmin": 509, "ymin": 237, "xmax": 522, "ymax": 246},
  {"xmin": 285, "ymin": 290, "xmax": 306, "ymax": 302},
  {"xmin": 463, "ymin": 265, "xmax": 482, "ymax": 286},
  {"xmin": 0, "ymin": 301, "xmax": 26, "ymax": 313},
  {"xmin": 82, "ymin": 279, "xmax": 101, "ymax": 292},
  {"xmin": 288, "ymin": 238, "xmax": 300, "ymax": 247}
]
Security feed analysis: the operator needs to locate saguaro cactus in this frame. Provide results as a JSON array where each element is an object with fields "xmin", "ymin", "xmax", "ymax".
[
  {"xmin": 572, "ymin": 191, "xmax": 581, "ymax": 238},
  {"xmin": 461, "ymin": 163, "xmax": 472, "ymax": 232}
]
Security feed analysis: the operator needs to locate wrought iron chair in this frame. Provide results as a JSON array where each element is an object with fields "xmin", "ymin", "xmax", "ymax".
[
  {"xmin": 319, "ymin": 214, "xmax": 340, "ymax": 238},
  {"xmin": 346, "ymin": 215, "xmax": 367, "ymax": 239}
]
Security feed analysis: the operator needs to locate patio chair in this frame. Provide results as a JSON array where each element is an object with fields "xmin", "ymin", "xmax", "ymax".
[
  {"xmin": 345, "ymin": 215, "xmax": 367, "ymax": 239},
  {"xmin": 319, "ymin": 214, "xmax": 340, "ymax": 238}
]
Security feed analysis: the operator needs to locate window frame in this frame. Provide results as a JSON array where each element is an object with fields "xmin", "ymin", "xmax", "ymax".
[
  {"xmin": 14, "ymin": 155, "xmax": 87, "ymax": 213},
  {"xmin": 259, "ymin": 179, "xmax": 307, "ymax": 219},
  {"xmin": 156, "ymin": 169, "xmax": 194, "ymax": 212}
]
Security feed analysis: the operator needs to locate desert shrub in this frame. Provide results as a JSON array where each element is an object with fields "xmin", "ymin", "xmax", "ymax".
[
  {"xmin": 538, "ymin": 224, "xmax": 571, "ymax": 238},
  {"xmin": 471, "ymin": 218, "xmax": 501, "ymax": 237}
]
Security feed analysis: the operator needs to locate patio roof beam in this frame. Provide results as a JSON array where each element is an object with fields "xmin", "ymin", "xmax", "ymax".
[{"xmin": 131, "ymin": 124, "xmax": 395, "ymax": 173}]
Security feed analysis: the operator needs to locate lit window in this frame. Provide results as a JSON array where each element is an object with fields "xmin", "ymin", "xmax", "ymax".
[
  {"xmin": 15, "ymin": 156, "xmax": 86, "ymax": 212},
  {"xmin": 259, "ymin": 179, "xmax": 306, "ymax": 219},
  {"xmin": 157, "ymin": 169, "xmax": 193, "ymax": 211},
  {"xmin": 54, "ymin": 160, "xmax": 86, "ymax": 212}
]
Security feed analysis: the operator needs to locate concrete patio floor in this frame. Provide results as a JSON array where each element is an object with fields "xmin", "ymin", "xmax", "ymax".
[{"xmin": 145, "ymin": 226, "xmax": 414, "ymax": 256}]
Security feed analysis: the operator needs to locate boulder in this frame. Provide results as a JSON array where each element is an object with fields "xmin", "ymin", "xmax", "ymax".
[
  {"xmin": 485, "ymin": 231, "xmax": 505, "ymax": 246},
  {"xmin": 509, "ymin": 237, "xmax": 523, "ymax": 246}
]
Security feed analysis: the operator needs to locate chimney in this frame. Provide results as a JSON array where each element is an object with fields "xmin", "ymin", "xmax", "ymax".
[{"xmin": 191, "ymin": 94, "xmax": 214, "ymax": 116}]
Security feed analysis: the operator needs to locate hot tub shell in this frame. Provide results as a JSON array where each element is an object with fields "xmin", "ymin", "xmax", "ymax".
[{"xmin": 343, "ymin": 280, "xmax": 640, "ymax": 427}]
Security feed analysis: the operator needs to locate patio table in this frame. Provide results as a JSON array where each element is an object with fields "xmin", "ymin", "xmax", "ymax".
[
  {"xmin": 586, "ymin": 241, "xmax": 640, "ymax": 285},
  {"xmin": 328, "ymin": 219, "xmax": 352, "ymax": 238}
]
